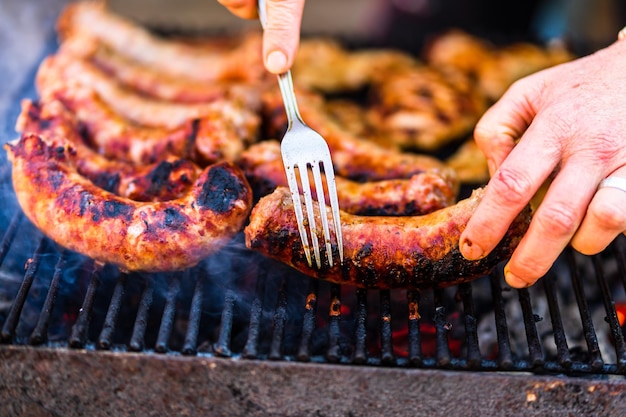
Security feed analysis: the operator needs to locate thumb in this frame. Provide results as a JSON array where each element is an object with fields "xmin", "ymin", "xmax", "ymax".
[{"xmin": 260, "ymin": 0, "xmax": 305, "ymax": 74}]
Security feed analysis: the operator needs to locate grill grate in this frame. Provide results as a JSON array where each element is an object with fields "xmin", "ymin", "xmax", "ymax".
[{"xmin": 1, "ymin": 207, "xmax": 626, "ymax": 377}]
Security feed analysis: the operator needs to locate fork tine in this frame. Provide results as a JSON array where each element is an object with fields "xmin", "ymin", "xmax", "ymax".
[
  {"xmin": 323, "ymin": 163, "xmax": 344, "ymax": 263},
  {"xmin": 298, "ymin": 162, "xmax": 322, "ymax": 268},
  {"xmin": 284, "ymin": 163, "xmax": 313, "ymax": 267},
  {"xmin": 310, "ymin": 161, "xmax": 334, "ymax": 267}
]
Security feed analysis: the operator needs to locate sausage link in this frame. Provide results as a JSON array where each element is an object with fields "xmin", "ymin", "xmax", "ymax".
[
  {"xmin": 6, "ymin": 134, "xmax": 253, "ymax": 272},
  {"xmin": 245, "ymin": 187, "xmax": 532, "ymax": 289}
]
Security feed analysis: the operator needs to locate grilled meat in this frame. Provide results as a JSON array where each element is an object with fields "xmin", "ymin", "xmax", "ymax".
[
  {"xmin": 57, "ymin": 0, "xmax": 265, "ymax": 83},
  {"xmin": 35, "ymin": 54, "xmax": 253, "ymax": 165},
  {"xmin": 17, "ymin": 99, "xmax": 201, "ymax": 201},
  {"xmin": 240, "ymin": 140, "xmax": 456, "ymax": 215},
  {"xmin": 245, "ymin": 187, "xmax": 532, "ymax": 289},
  {"xmin": 262, "ymin": 88, "xmax": 458, "ymax": 188},
  {"xmin": 5, "ymin": 134, "xmax": 253, "ymax": 272}
]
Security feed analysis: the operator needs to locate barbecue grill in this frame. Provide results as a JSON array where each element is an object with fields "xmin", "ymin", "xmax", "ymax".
[{"xmin": 1, "ymin": 1, "xmax": 626, "ymax": 416}]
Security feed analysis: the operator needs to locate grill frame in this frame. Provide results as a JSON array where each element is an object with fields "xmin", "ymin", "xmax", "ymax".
[{"xmin": 2, "ymin": 1, "xmax": 626, "ymax": 415}]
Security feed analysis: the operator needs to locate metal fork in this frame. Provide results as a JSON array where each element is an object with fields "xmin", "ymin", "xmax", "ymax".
[{"xmin": 257, "ymin": 0, "xmax": 343, "ymax": 268}]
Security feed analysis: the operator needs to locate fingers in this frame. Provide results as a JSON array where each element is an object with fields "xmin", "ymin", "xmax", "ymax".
[
  {"xmin": 502, "ymin": 160, "xmax": 599, "ymax": 288},
  {"xmin": 217, "ymin": 0, "xmax": 257, "ymax": 19},
  {"xmin": 571, "ymin": 169, "xmax": 626, "ymax": 255},
  {"xmin": 460, "ymin": 117, "xmax": 559, "ymax": 265},
  {"xmin": 259, "ymin": 0, "xmax": 305, "ymax": 74},
  {"xmin": 218, "ymin": 0, "xmax": 304, "ymax": 74},
  {"xmin": 473, "ymin": 77, "xmax": 541, "ymax": 176}
]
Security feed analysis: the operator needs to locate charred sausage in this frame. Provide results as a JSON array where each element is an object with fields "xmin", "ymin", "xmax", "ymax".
[
  {"xmin": 239, "ymin": 140, "xmax": 457, "ymax": 215},
  {"xmin": 6, "ymin": 134, "xmax": 253, "ymax": 272},
  {"xmin": 245, "ymin": 187, "xmax": 532, "ymax": 289},
  {"xmin": 17, "ymin": 99, "xmax": 201, "ymax": 202}
]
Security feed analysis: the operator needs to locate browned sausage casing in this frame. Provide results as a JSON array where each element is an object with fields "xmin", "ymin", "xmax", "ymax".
[
  {"xmin": 245, "ymin": 187, "xmax": 532, "ymax": 289},
  {"xmin": 6, "ymin": 134, "xmax": 253, "ymax": 272}
]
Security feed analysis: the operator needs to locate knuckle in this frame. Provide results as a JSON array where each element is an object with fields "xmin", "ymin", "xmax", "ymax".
[
  {"xmin": 536, "ymin": 202, "xmax": 579, "ymax": 237},
  {"xmin": 589, "ymin": 199, "xmax": 626, "ymax": 231},
  {"xmin": 508, "ymin": 260, "xmax": 546, "ymax": 284},
  {"xmin": 489, "ymin": 167, "xmax": 534, "ymax": 206}
]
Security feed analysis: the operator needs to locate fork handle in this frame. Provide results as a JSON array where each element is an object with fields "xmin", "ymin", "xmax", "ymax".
[
  {"xmin": 257, "ymin": 0, "xmax": 304, "ymax": 128},
  {"xmin": 276, "ymin": 71, "xmax": 305, "ymax": 128}
]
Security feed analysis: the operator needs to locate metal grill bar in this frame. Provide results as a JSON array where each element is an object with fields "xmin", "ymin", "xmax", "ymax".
[
  {"xmin": 1, "ymin": 237, "xmax": 47, "ymax": 343},
  {"xmin": 459, "ymin": 283, "xmax": 481, "ymax": 368},
  {"xmin": 326, "ymin": 283, "xmax": 342, "ymax": 362},
  {"xmin": 542, "ymin": 272, "xmax": 572, "ymax": 369},
  {"xmin": 0, "ymin": 212, "xmax": 21, "ymax": 267},
  {"xmin": 407, "ymin": 290, "xmax": 422, "ymax": 366},
  {"xmin": 29, "ymin": 250, "xmax": 68, "ymax": 345},
  {"xmin": 592, "ymin": 256, "xmax": 626, "ymax": 372},
  {"xmin": 516, "ymin": 287, "xmax": 544, "ymax": 367},
  {"xmin": 379, "ymin": 289, "xmax": 395, "ymax": 365},
  {"xmin": 69, "ymin": 263, "xmax": 100, "ymax": 348},
  {"xmin": 568, "ymin": 251, "xmax": 604, "ymax": 371},
  {"xmin": 489, "ymin": 271, "xmax": 513, "ymax": 369},
  {"xmin": 269, "ymin": 276, "xmax": 288, "ymax": 360},
  {"xmin": 296, "ymin": 278, "xmax": 318, "ymax": 361},
  {"xmin": 155, "ymin": 273, "xmax": 181, "ymax": 353},
  {"xmin": 181, "ymin": 274, "xmax": 203, "ymax": 355},
  {"xmin": 352, "ymin": 288, "xmax": 368, "ymax": 364},
  {"xmin": 97, "ymin": 273, "xmax": 127, "ymax": 349},
  {"xmin": 130, "ymin": 277, "xmax": 154, "ymax": 352}
]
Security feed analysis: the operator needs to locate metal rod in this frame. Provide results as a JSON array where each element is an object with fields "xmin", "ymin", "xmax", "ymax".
[
  {"xmin": 352, "ymin": 288, "xmax": 368, "ymax": 364},
  {"xmin": 130, "ymin": 277, "xmax": 154, "ymax": 352},
  {"xmin": 592, "ymin": 255, "xmax": 626, "ymax": 371},
  {"xmin": 433, "ymin": 288, "xmax": 451, "ymax": 367},
  {"xmin": 567, "ymin": 251, "xmax": 604, "ymax": 370},
  {"xmin": 269, "ymin": 277, "xmax": 289, "ymax": 360},
  {"xmin": 243, "ymin": 272, "xmax": 265, "ymax": 359},
  {"xmin": 0, "ymin": 212, "xmax": 21, "ymax": 268},
  {"xmin": 155, "ymin": 274, "xmax": 181, "ymax": 353},
  {"xmin": 296, "ymin": 278, "xmax": 318, "ymax": 362},
  {"xmin": 215, "ymin": 289, "xmax": 237, "ymax": 357},
  {"xmin": 1, "ymin": 236, "xmax": 47, "ymax": 343},
  {"xmin": 380, "ymin": 289, "xmax": 395, "ymax": 365},
  {"xmin": 69, "ymin": 262, "xmax": 101, "ymax": 348},
  {"xmin": 516, "ymin": 287, "xmax": 544, "ymax": 367},
  {"xmin": 182, "ymin": 274, "xmax": 203, "ymax": 355},
  {"xmin": 30, "ymin": 250, "xmax": 68, "ymax": 345},
  {"xmin": 97, "ymin": 272, "xmax": 127, "ymax": 349},
  {"xmin": 407, "ymin": 290, "xmax": 422, "ymax": 366},
  {"xmin": 489, "ymin": 270, "xmax": 513, "ymax": 369},
  {"xmin": 542, "ymin": 272, "xmax": 572, "ymax": 369},
  {"xmin": 326, "ymin": 283, "xmax": 342, "ymax": 362},
  {"xmin": 458, "ymin": 283, "xmax": 481, "ymax": 368}
]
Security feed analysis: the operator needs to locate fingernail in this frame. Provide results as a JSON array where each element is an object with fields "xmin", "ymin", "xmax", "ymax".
[
  {"xmin": 460, "ymin": 238, "xmax": 485, "ymax": 260},
  {"xmin": 505, "ymin": 269, "xmax": 530, "ymax": 288},
  {"xmin": 266, "ymin": 50, "xmax": 287, "ymax": 74}
]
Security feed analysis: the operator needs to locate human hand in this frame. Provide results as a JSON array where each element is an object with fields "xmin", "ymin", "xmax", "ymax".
[
  {"xmin": 217, "ymin": 0, "xmax": 305, "ymax": 74},
  {"xmin": 459, "ymin": 37, "xmax": 626, "ymax": 288}
]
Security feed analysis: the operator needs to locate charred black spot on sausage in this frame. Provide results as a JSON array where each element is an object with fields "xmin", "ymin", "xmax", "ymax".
[
  {"xmin": 102, "ymin": 200, "xmax": 134, "ymax": 220},
  {"xmin": 88, "ymin": 171, "xmax": 121, "ymax": 194},
  {"xmin": 146, "ymin": 161, "xmax": 174, "ymax": 196},
  {"xmin": 162, "ymin": 206, "xmax": 188, "ymax": 230},
  {"xmin": 196, "ymin": 164, "xmax": 247, "ymax": 213}
]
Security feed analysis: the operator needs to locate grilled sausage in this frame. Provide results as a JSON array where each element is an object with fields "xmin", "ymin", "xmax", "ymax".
[
  {"xmin": 239, "ymin": 140, "xmax": 456, "ymax": 215},
  {"xmin": 6, "ymin": 133, "xmax": 253, "ymax": 272},
  {"xmin": 262, "ymin": 88, "xmax": 459, "ymax": 188},
  {"xmin": 245, "ymin": 187, "xmax": 532, "ymax": 289},
  {"xmin": 35, "ymin": 54, "xmax": 254, "ymax": 165},
  {"xmin": 17, "ymin": 99, "xmax": 201, "ymax": 201},
  {"xmin": 56, "ymin": 0, "xmax": 265, "ymax": 83}
]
